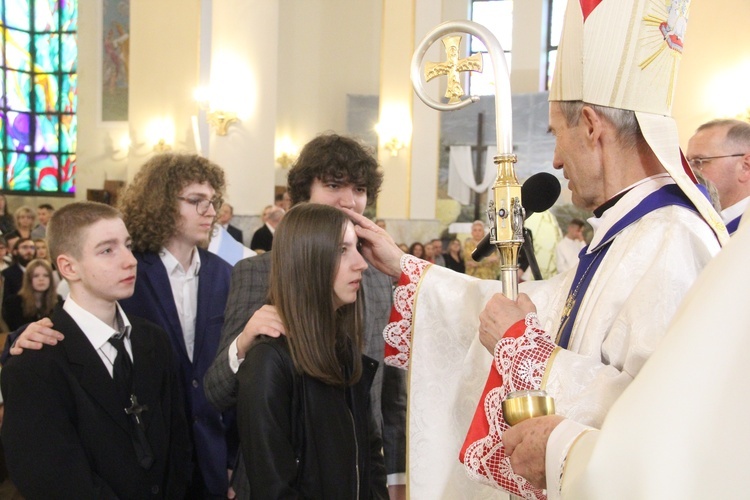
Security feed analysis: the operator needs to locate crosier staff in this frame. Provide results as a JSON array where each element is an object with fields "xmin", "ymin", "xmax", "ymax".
[{"xmin": 411, "ymin": 20, "xmax": 523, "ymax": 300}]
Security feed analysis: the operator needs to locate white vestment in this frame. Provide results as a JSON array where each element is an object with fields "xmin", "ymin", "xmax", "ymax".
[
  {"xmin": 386, "ymin": 177, "xmax": 720, "ymax": 499},
  {"xmin": 554, "ymin": 237, "xmax": 585, "ymax": 274},
  {"xmin": 546, "ymin": 206, "xmax": 750, "ymax": 499}
]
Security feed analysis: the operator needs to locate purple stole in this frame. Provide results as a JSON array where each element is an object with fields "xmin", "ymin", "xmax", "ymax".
[{"xmin": 556, "ymin": 184, "xmax": 698, "ymax": 349}]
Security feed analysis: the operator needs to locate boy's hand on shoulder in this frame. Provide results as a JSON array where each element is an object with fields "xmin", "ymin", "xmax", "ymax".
[
  {"xmin": 10, "ymin": 318, "xmax": 65, "ymax": 356},
  {"xmin": 236, "ymin": 305, "xmax": 285, "ymax": 359}
]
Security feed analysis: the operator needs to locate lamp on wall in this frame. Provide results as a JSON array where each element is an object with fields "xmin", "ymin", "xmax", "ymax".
[
  {"xmin": 275, "ymin": 136, "xmax": 298, "ymax": 168},
  {"xmin": 194, "ymin": 87, "xmax": 239, "ymax": 136},
  {"xmin": 376, "ymin": 104, "xmax": 412, "ymax": 157}
]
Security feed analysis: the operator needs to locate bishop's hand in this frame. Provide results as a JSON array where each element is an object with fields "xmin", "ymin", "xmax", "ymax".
[
  {"xmin": 503, "ymin": 414, "xmax": 565, "ymax": 490},
  {"xmin": 343, "ymin": 208, "xmax": 404, "ymax": 278},
  {"xmin": 479, "ymin": 292, "xmax": 536, "ymax": 353}
]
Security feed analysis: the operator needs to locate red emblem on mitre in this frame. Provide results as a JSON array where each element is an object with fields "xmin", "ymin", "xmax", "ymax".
[{"xmin": 580, "ymin": 0, "xmax": 604, "ymax": 21}]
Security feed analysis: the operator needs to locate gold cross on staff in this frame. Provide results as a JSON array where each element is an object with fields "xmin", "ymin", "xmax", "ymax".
[{"xmin": 424, "ymin": 35, "xmax": 483, "ymax": 104}]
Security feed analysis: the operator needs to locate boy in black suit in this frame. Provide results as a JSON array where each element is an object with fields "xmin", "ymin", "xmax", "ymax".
[{"xmin": 0, "ymin": 202, "xmax": 192, "ymax": 499}]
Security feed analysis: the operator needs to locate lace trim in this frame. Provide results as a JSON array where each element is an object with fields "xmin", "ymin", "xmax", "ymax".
[
  {"xmin": 463, "ymin": 313, "xmax": 556, "ymax": 499},
  {"xmin": 383, "ymin": 254, "xmax": 430, "ymax": 369}
]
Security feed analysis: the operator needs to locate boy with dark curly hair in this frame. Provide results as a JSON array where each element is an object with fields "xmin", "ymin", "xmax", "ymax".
[{"xmin": 204, "ymin": 133, "xmax": 407, "ymax": 499}]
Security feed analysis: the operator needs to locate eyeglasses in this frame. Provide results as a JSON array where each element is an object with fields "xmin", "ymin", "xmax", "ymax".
[
  {"xmin": 687, "ymin": 153, "xmax": 746, "ymax": 170},
  {"xmin": 177, "ymin": 196, "xmax": 222, "ymax": 216}
]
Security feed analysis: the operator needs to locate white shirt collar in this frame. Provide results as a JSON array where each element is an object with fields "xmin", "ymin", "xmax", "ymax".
[
  {"xmin": 721, "ymin": 196, "xmax": 750, "ymax": 225},
  {"xmin": 588, "ymin": 174, "xmax": 674, "ymax": 250},
  {"xmin": 63, "ymin": 296, "xmax": 132, "ymax": 351},
  {"xmin": 265, "ymin": 222, "xmax": 276, "ymax": 234},
  {"xmin": 159, "ymin": 246, "xmax": 201, "ymax": 276}
]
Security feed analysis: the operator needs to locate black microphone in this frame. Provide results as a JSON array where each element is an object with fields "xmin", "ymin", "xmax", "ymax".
[{"xmin": 471, "ymin": 172, "xmax": 561, "ymax": 262}]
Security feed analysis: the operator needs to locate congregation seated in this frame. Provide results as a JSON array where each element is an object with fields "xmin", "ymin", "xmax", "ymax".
[{"xmin": 2, "ymin": 259, "xmax": 60, "ymax": 332}]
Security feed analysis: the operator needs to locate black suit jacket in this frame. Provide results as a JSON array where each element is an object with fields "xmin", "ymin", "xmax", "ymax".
[
  {"xmin": 1, "ymin": 264, "xmax": 23, "ymax": 298},
  {"xmin": 227, "ymin": 224, "xmax": 243, "ymax": 244},
  {"xmin": 0, "ymin": 307, "xmax": 192, "ymax": 499},
  {"xmin": 249, "ymin": 224, "xmax": 273, "ymax": 252}
]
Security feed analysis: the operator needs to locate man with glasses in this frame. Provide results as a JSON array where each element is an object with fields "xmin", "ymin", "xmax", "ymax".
[
  {"xmin": 114, "ymin": 153, "xmax": 235, "ymax": 500},
  {"xmin": 687, "ymin": 119, "xmax": 750, "ymax": 235}
]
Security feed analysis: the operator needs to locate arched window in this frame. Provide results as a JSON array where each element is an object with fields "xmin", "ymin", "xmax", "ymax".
[{"xmin": 1, "ymin": 0, "xmax": 77, "ymax": 195}]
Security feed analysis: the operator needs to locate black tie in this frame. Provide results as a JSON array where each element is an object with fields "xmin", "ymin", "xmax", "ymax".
[
  {"xmin": 109, "ymin": 334, "xmax": 154, "ymax": 469},
  {"xmin": 109, "ymin": 335, "xmax": 133, "ymax": 406}
]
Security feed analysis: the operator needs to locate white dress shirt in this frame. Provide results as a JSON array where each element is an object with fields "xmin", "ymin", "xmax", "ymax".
[
  {"xmin": 64, "ymin": 296, "xmax": 132, "ymax": 377},
  {"xmin": 159, "ymin": 247, "xmax": 200, "ymax": 362}
]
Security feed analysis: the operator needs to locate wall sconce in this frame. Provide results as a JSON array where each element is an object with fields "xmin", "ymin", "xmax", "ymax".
[
  {"xmin": 194, "ymin": 87, "xmax": 239, "ymax": 136},
  {"xmin": 206, "ymin": 110, "xmax": 239, "ymax": 136},
  {"xmin": 153, "ymin": 139, "xmax": 172, "ymax": 153},
  {"xmin": 376, "ymin": 106, "xmax": 412, "ymax": 158},
  {"xmin": 275, "ymin": 136, "xmax": 298, "ymax": 168},
  {"xmin": 382, "ymin": 137, "xmax": 405, "ymax": 157}
]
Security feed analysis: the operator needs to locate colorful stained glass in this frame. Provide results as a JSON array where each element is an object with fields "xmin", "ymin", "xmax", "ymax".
[
  {"xmin": 36, "ymin": 114, "xmax": 58, "ymax": 152},
  {"xmin": 61, "ymin": 73, "xmax": 76, "ymax": 111},
  {"xmin": 61, "ymin": 0, "xmax": 77, "ymax": 31},
  {"xmin": 34, "ymin": 33, "xmax": 59, "ymax": 73},
  {"xmin": 5, "ymin": 0, "xmax": 31, "ymax": 31},
  {"xmin": 2, "ymin": 0, "xmax": 77, "ymax": 195},
  {"xmin": 61, "ymin": 33, "xmax": 76, "ymax": 71},
  {"xmin": 35, "ymin": 153, "xmax": 59, "ymax": 191},
  {"xmin": 5, "ymin": 111, "xmax": 32, "ymax": 151},
  {"xmin": 5, "ymin": 28, "xmax": 31, "ymax": 71},
  {"xmin": 60, "ymin": 154, "xmax": 75, "ymax": 193},
  {"xmin": 6, "ymin": 151, "xmax": 32, "ymax": 191},
  {"xmin": 60, "ymin": 114, "xmax": 75, "ymax": 152},
  {"xmin": 34, "ymin": 0, "xmax": 59, "ymax": 32},
  {"xmin": 6, "ymin": 70, "xmax": 32, "ymax": 111},
  {"xmin": 34, "ymin": 73, "xmax": 60, "ymax": 112}
]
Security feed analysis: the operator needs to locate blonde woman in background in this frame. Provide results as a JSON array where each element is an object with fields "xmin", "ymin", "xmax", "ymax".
[{"xmin": 464, "ymin": 220, "xmax": 500, "ymax": 280}]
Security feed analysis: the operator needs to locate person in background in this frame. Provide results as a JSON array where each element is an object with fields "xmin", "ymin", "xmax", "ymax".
[
  {"xmin": 408, "ymin": 242, "xmax": 425, "ymax": 259},
  {"xmin": 31, "ymin": 204, "xmax": 54, "ymax": 240},
  {"xmin": 250, "ymin": 206, "xmax": 284, "ymax": 254},
  {"xmin": 0, "ymin": 195, "xmax": 14, "ymax": 236},
  {"xmin": 686, "ymin": 119, "xmax": 750, "ymax": 234},
  {"xmin": 217, "ymin": 202, "xmax": 244, "ymax": 244},
  {"xmin": 2, "ymin": 238, "xmax": 35, "ymax": 298},
  {"xmin": 2, "ymin": 259, "xmax": 59, "ymax": 332},
  {"xmin": 555, "ymin": 218, "xmax": 586, "ymax": 275},
  {"xmin": 237, "ymin": 203, "xmax": 387, "ymax": 498},
  {"xmin": 443, "ymin": 237, "xmax": 465, "ymax": 274},
  {"xmin": 5, "ymin": 207, "xmax": 35, "ymax": 252},
  {"xmin": 464, "ymin": 220, "xmax": 500, "ymax": 279},
  {"xmin": 430, "ymin": 239, "xmax": 446, "ymax": 267}
]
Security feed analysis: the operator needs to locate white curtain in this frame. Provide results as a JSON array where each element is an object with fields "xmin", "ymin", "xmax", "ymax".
[{"xmin": 448, "ymin": 145, "xmax": 497, "ymax": 205}]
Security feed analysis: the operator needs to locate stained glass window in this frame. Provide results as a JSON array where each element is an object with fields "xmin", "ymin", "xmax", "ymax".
[
  {"xmin": 546, "ymin": 0, "xmax": 567, "ymax": 90},
  {"xmin": 1, "ymin": 0, "xmax": 77, "ymax": 195}
]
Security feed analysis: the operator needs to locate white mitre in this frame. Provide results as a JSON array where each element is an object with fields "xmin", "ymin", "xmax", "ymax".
[{"xmin": 550, "ymin": 0, "xmax": 728, "ymax": 244}]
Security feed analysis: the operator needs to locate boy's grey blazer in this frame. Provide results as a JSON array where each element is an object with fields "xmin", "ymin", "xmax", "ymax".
[{"xmin": 204, "ymin": 251, "xmax": 406, "ymax": 483}]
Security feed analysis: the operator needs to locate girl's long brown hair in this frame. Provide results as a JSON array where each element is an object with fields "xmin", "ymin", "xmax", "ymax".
[
  {"xmin": 269, "ymin": 203, "xmax": 363, "ymax": 387},
  {"xmin": 18, "ymin": 259, "xmax": 58, "ymax": 318}
]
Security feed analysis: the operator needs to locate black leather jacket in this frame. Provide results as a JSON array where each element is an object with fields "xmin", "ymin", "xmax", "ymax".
[{"xmin": 237, "ymin": 336, "xmax": 388, "ymax": 499}]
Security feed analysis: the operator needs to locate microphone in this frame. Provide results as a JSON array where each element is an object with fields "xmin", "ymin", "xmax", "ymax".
[{"xmin": 471, "ymin": 172, "xmax": 561, "ymax": 262}]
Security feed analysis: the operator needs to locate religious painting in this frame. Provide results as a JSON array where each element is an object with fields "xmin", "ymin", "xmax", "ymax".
[{"xmin": 101, "ymin": 0, "xmax": 129, "ymax": 121}]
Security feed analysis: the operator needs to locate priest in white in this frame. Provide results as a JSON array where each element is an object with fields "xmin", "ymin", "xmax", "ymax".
[
  {"xmin": 686, "ymin": 119, "xmax": 750, "ymax": 235},
  {"xmin": 501, "ymin": 207, "xmax": 750, "ymax": 499},
  {"xmin": 350, "ymin": 1, "xmax": 728, "ymax": 498}
]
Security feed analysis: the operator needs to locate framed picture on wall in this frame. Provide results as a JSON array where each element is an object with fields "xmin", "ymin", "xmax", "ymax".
[{"xmin": 101, "ymin": 0, "xmax": 129, "ymax": 122}]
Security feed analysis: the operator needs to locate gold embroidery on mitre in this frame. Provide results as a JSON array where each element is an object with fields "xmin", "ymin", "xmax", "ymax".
[{"xmin": 638, "ymin": 0, "xmax": 690, "ymax": 108}]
